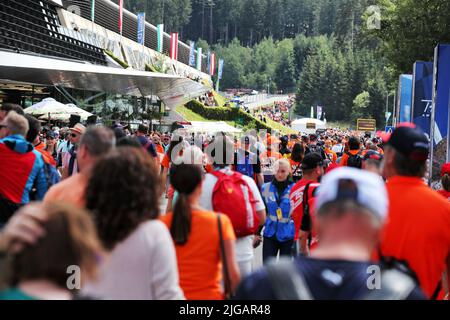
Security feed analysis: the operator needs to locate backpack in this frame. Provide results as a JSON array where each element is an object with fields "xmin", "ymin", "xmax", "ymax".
[
  {"xmin": 234, "ymin": 152, "xmax": 254, "ymax": 178},
  {"xmin": 211, "ymin": 170, "xmax": 259, "ymax": 238},
  {"xmin": 265, "ymin": 258, "xmax": 417, "ymax": 300},
  {"xmin": 347, "ymin": 151, "xmax": 363, "ymax": 169},
  {"xmin": 308, "ymin": 144, "xmax": 326, "ymax": 159}
]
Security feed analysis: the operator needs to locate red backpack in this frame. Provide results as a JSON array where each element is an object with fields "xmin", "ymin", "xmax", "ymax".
[{"xmin": 211, "ymin": 170, "xmax": 259, "ymax": 238}]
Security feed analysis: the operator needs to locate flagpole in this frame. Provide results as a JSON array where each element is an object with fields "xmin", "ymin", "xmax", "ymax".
[
  {"xmin": 119, "ymin": 0, "xmax": 123, "ymax": 46},
  {"xmin": 91, "ymin": 0, "xmax": 95, "ymax": 34}
]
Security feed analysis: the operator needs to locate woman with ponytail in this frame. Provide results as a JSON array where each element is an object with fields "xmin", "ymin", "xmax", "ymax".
[
  {"xmin": 161, "ymin": 158, "xmax": 241, "ymax": 300},
  {"xmin": 438, "ymin": 163, "xmax": 450, "ymax": 200}
]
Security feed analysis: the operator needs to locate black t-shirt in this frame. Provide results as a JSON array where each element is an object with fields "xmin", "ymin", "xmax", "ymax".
[{"xmin": 234, "ymin": 257, "xmax": 426, "ymax": 300}]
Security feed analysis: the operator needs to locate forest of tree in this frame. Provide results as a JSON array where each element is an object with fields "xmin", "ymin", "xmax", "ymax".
[{"xmin": 124, "ymin": 0, "xmax": 450, "ymax": 125}]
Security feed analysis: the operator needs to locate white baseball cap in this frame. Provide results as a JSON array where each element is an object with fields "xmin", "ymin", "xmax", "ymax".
[{"xmin": 316, "ymin": 167, "xmax": 388, "ymax": 221}]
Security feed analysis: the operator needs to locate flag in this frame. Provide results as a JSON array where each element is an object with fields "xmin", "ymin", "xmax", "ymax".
[
  {"xmin": 196, "ymin": 47, "xmax": 202, "ymax": 71},
  {"xmin": 316, "ymin": 106, "xmax": 323, "ymax": 120},
  {"xmin": 218, "ymin": 59, "xmax": 224, "ymax": 80},
  {"xmin": 209, "ymin": 53, "xmax": 216, "ymax": 76},
  {"xmin": 170, "ymin": 33, "xmax": 179, "ymax": 60},
  {"xmin": 189, "ymin": 41, "xmax": 195, "ymax": 66},
  {"xmin": 91, "ymin": 0, "xmax": 95, "ymax": 22},
  {"xmin": 118, "ymin": 0, "xmax": 123, "ymax": 36},
  {"xmin": 137, "ymin": 12, "xmax": 145, "ymax": 45},
  {"xmin": 157, "ymin": 24, "xmax": 164, "ymax": 53},
  {"xmin": 206, "ymin": 51, "xmax": 211, "ymax": 73}
]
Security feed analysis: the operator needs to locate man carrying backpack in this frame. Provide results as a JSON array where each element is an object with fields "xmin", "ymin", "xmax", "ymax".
[
  {"xmin": 235, "ymin": 167, "xmax": 426, "ymax": 300},
  {"xmin": 306, "ymin": 134, "xmax": 326, "ymax": 160},
  {"xmin": 340, "ymin": 136, "xmax": 363, "ymax": 169},
  {"xmin": 202, "ymin": 135, "xmax": 266, "ymax": 277},
  {"xmin": 135, "ymin": 124, "xmax": 157, "ymax": 158}
]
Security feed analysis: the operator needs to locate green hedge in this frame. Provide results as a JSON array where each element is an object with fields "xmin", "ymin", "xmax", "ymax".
[{"xmin": 185, "ymin": 100, "xmax": 272, "ymax": 131}]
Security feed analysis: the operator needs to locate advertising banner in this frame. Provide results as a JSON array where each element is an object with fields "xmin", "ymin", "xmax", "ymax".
[
  {"xmin": 412, "ymin": 61, "xmax": 433, "ymax": 136},
  {"xmin": 430, "ymin": 44, "xmax": 450, "ymax": 188},
  {"xmin": 397, "ymin": 75, "xmax": 413, "ymax": 123},
  {"xmin": 137, "ymin": 12, "xmax": 145, "ymax": 46}
]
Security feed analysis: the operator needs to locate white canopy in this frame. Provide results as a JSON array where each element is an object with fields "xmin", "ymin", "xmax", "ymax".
[
  {"xmin": 24, "ymin": 99, "xmax": 94, "ymax": 121},
  {"xmin": 24, "ymin": 98, "xmax": 68, "ymax": 115},
  {"xmin": 291, "ymin": 118, "xmax": 327, "ymax": 134},
  {"xmin": 180, "ymin": 121, "xmax": 242, "ymax": 133}
]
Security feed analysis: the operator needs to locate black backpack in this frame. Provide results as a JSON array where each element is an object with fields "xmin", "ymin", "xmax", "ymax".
[
  {"xmin": 265, "ymin": 258, "xmax": 418, "ymax": 300},
  {"xmin": 347, "ymin": 151, "xmax": 363, "ymax": 169},
  {"xmin": 308, "ymin": 144, "xmax": 326, "ymax": 160}
]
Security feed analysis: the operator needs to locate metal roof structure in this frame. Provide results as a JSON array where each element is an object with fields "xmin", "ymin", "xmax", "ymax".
[{"xmin": 0, "ymin": 51, "xmax": 210, "ymax": 109}]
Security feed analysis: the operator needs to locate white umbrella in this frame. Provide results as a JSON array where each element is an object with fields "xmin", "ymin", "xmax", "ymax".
[
  {"xmin": 38, "ymin": 105, "xmax": 93, "ymax": 121},
  {"xmin": 65, "ymin": 104, "xmax": 94, "ymax": 119},
  {"xmin": 24, "ymin": 98, "xmax": 69, "ymax": 115}
]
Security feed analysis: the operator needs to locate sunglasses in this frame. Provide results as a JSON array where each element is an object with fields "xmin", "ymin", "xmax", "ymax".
[{"xmin": 71, "ymin": 133, "xmax": 78, "ymax": 138}]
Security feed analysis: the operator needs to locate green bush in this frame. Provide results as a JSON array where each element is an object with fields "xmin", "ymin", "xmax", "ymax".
[{"xmin": 185, "ymin": 100, "xmax": 272, "ymax": 131}]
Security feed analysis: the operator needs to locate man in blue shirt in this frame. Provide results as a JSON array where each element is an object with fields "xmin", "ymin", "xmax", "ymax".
[{"xmin": 135, "ymin": 124, "xmax": 157, "ymax": 158}]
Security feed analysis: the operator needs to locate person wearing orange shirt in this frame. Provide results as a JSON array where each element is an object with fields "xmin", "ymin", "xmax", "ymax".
[
  {"xmin": 380, "ymin": 125, "xmax": 450, "ymax": 299},
  {"xmin": 340, "ymin": 136, "xmax": 362, "ymax": 168},
  {"xmin": 161, "ymin": 163, "xmax": 240, "ymax": 300},
  {"xmin": 324, "ymin": 140, "xmax": 337, "ymax": 163},
  {"xmin": 151, "ymin": 133, "xmax": 165, "ymax": 165},
  {"xmin": 43, "ymin": 127, "xmax": 115, "ymax": 209}
]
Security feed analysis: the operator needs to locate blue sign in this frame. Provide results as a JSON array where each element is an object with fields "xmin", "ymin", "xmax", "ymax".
[
  {"xmin": 397, "ymin": 75, "xmax": 413, "ymax": 123},
  {"xmin": 412, "ymin": 61, "xmax": 433, "ymax": 136},
  {"xmin": 430, "ymin": 44, "xmax": 450, "ymax": 185},
  {"xmin": 385, "ymin": 126, "xmax": 394, "ymax": 133},
  {"xmin": 431, "ymin": 44, "xmax": 450, "ymax": 147},
  {"xmin": 137, "ymin": 12, "xmax": 145, "ymax": 45}
]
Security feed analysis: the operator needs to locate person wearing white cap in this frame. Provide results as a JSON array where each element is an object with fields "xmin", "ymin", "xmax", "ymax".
[{"xmin": 235, "ymin": 167, "xmax": 425, "ymax": 300}]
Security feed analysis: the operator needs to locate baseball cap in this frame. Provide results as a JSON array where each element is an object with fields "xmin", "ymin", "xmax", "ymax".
[
  {"xmin": 386, "ymin": 125, "xmax": 429, "ymax": 161},
  {"xmin": 301, "ymin": 153, "xmax": 323, "ymax": 170},
  {"xmin": 441, "ymin": 163, "xmax": 450, "ymax": 177},
  {"xmin": 69, "ymin": 123, "xmax": 86, "ymax": 135},
  {"xmin": 316, "ymin": 167, "xmax": 388, "ymax": 221},
  {"xmin": 46, "ymin": 131, "xmax": 56, "ymax": 139},
  {"xmin": 363, "ymin": 150, "xmax": 383, "ymax": 161}
]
